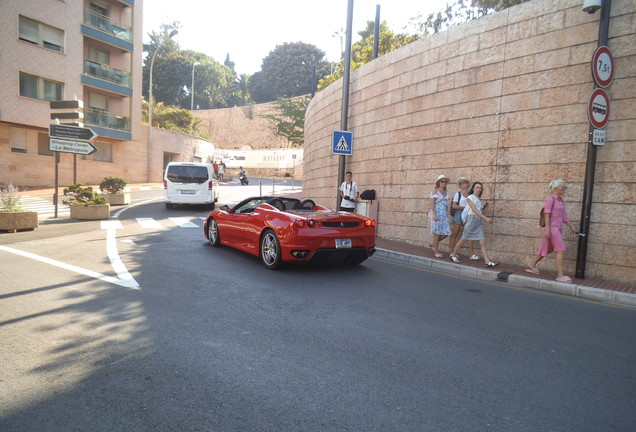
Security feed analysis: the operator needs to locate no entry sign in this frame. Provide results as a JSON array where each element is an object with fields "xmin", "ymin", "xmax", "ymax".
[{"xmin": 587, "ymin": 88, "xmax": 610, "ymax": 129}]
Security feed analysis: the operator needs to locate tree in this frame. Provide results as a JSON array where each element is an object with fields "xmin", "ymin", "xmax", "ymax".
[
  {"xmin": 318, "ymin": 28, "xmax": 418, "ymax": 90},
  {"xmin": 236, "ymin": 74, "xmax": 251, "ymax": 105},
  {"xmin": 251, "ymin": 42, "xmax": 331, "ymax": 103},
  {"xmin": 410, "ymin": 0, "xmax": 530, "ymax": 35},
  {"xmin": 259, "ymin": 96, "xmax": 310, "ymax": 147}
]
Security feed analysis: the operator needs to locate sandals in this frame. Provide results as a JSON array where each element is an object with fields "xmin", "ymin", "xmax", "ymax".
[
  {"xmin": 485, "ymin": 262, "xmax": 498, "ymax": 268},
  {"xmin": 556, "ymin": 276, "xmax": 572, "ymax": 283},
  {"xmin": 450, "ymin": 255, "xmax": 460, "ymax": 263},
  {"xmin": 469, "ymin": 255, "xmax": 480, "ymax": 260},
  {"xmin": 525, "ymin": 268, "xmax": 540, "ymax": 275},
  {"xmin": 431, "ymin": 246, "xmax": 443, "ymax": 258}
]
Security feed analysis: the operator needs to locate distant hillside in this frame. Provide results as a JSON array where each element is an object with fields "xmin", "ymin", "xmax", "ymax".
[{"xmin": 192, "ymin": 102, "xmax": 291, "ymax": 150}]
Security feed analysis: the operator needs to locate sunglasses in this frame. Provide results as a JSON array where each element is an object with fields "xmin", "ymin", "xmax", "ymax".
[{"xmin": 561, "ymin": 186, "xmax": 568, "ymax": 190}]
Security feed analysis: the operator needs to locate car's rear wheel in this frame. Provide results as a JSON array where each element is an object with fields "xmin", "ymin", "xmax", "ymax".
[
  {"xmin": 208, "ymin": 218, "xmax": 220, "ymax": 246},
  {"xmin": 260, "ymin": 229, "xmax": 282, "ymax": 269}
]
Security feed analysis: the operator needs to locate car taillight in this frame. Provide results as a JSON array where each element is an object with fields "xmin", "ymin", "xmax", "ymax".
[
  {"xmin": 364, "ymin": 219, "xmax": 376, "ymax": 227},
  {"xmin": 163, "ymin": 180, "xmax": 167, "ymax": 189},
  {"xmin": 208, "ymin": 181, "xmax": 213, "ymax": 190},
  {"xmin": 295, "ymin": 219, "xmax": 316, "ymax": 228}
]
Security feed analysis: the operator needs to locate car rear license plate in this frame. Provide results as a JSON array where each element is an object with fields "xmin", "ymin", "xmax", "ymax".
[
  {"xmin": 180, "ymin": 190, "xmax": 195, "ymax": 194},
  {"xmin": 335, "ymin": 238, "xmax": 352, "ymax": 249}
]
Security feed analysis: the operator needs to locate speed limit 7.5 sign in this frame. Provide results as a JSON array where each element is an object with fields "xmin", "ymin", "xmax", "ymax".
[{"xmin": 592, "ymin": 46, "xmax": 614, "ymax": 88}]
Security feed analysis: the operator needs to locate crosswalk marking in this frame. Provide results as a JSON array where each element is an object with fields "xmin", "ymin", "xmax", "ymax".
[
  {"xmin": 136, "ymin": 217, "xmax": 163, "ymax": 229},
  {"xmin": 169, "ymin": 217, "xmax": 199, "ymax": 228},
  {"xmin": 18, "ymin": 196, "xmax": 70, "ymax": 219}
]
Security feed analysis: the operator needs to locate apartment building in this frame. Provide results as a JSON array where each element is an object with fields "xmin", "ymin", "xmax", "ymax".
[{"xmin": 0, "ymin": 0, "xmax": 147, "ymax": 187}]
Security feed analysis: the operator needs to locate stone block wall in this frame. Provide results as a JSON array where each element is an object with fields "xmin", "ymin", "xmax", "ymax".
[{"xmin": 303, "ymin": 0, "xmax": 635, "ymax": 283}]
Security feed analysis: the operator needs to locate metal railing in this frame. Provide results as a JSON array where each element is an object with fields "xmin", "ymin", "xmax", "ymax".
[
  {"xmin": 84, "ymin": 107, "xmax": 130, "ymax": 131},
  {"xmin": 83, "ymin": 9, "xmax": 132, "ymax": 42},
  {"xmin": 84, "ymin": 59, "xmax": 131, "ymax": 87}
]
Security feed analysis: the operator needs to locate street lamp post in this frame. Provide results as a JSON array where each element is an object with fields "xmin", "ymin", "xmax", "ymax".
[
  {"xmin": 191, "ymin": 61, "xmax": 201, "ymax": 110},
  {"xmin": 147, "ymin": 29, "xmax": 177, "ymax": 182}
]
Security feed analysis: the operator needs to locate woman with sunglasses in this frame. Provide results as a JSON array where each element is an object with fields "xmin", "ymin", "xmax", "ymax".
[
  {"xmin": 428, "ymin": 174, "xmax": 451, "ymax": 257},
  {"xmin": 526, "ymin": 179, "xmax": 578, "ymax": 283}
]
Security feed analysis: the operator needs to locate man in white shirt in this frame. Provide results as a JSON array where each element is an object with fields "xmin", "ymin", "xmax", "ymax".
[{"xmin": 339, "ymin": 171, "xmax": 359, "ymax": 212}]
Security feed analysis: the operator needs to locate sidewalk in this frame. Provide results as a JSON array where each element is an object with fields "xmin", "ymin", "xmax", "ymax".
[
  {"xmin": 16, "ymin": 185, "xmax": 636, "ymax": 307},
  {"xmin": 373, "ymin": 238, "xmax": 636, "ymax": 307}
]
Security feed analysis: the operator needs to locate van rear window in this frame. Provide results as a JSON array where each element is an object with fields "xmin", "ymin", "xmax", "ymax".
[{"xmin": 166, "ymin": 166, "xmax": 209, "ymax": 184}]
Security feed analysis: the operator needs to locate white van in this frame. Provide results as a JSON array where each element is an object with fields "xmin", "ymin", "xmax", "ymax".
[{"xmin": 163, "ymin": 162, "xmax": 219, "ymax": 209}]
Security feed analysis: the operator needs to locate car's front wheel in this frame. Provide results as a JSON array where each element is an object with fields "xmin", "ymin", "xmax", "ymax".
[
  {"xmin": 208, "ymin": 218, "xmax": 220, "ymax": 247},
  {"xmin": 260, "ymin": 229, "xmax": 282, "ymax": 269}
]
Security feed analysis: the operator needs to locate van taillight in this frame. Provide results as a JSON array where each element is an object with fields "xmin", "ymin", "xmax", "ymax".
[
  {"xmin": 163, "ymin": 180, "xmax": 167, "ymax": 189},
  {"xmin": 208, "ymin": 181, "xmax": 213, "ymax": 190}
]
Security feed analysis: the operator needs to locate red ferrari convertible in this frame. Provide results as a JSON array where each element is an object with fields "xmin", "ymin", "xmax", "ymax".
[{"xmin": 203, "ymin": 196, "xmax": 376, "ymax": 269}]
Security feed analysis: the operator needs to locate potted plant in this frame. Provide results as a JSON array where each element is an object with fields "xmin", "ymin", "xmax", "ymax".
[
  {"xmin": 99, "ymin": 176, "xmax": 130, "ymax": 205},
  {"xmin": 0, "ymin": 183, "xmax": 38, "ymax": 232},
  {"xmin": 63, "ymin": 183, "xmax": 110, "ymax": 220}
]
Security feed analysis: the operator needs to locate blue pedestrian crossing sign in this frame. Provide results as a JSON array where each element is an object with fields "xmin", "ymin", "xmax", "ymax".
[{"xmin": 332, "ymin": 130, "xmax": 353, "ymax": 155}]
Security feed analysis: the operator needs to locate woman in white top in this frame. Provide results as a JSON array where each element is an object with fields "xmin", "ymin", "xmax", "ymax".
[
  {"xmin": 449, "ymin": 177, "xmax": 476, "ymax": 260},
  {"xmin": 450, "ymin": 182, "xmax": 497, "ymax": 267}
]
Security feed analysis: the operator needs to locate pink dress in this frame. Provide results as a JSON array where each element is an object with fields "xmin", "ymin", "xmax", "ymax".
[{"xmin": 537, "ymin": 194, "xmax": 569, "ymax": 256}]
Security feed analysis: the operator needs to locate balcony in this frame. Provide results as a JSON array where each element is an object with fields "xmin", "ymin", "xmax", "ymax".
[
  {"xmin": 83, "ymin": 8, "xmax": 132, "ymax": 42},
  {"xmin": 85, "ymin": 108, "xmax": 130, "ymax": 132},
  {"xmin": 84, "ymin": 59, "xmax": 131, "ymax": 87}
]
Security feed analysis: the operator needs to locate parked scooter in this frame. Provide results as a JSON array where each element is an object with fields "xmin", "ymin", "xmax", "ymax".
[{"xmin": 238, "ymin": 167, "xmax": 249, "ymax": 185}]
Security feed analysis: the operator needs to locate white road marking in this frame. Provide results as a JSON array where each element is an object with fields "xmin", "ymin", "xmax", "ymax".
[
  {"xmin": 101, "ymin": 220, "xmax": 123, "ymax": 230},
  {"xmin": 169, "ymin": 217, "xmax": 199, "ymax": 228},
  {"xmin": 105, "ymin": 228, "xmax": 139, "ymax": 288},
  {"xmin": 136, "ymin": 217, "xmax": 163, "ymax": 229},
  {"xmin": 0, "ymin": 245, "xmax": 139, "ymax": 289}
]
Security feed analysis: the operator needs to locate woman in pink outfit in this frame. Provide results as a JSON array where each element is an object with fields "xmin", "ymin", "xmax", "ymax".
[{"xmin": 526, "ymin": 180, "xmax": 578, "ymax": 283}]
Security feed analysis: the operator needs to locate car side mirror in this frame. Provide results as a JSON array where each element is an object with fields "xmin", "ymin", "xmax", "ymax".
[{"xmin": 220, "ymin": 205, "xmax": 231, "ymax": 212}]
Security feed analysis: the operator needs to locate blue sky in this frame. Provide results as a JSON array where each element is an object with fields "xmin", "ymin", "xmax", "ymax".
[{"xmin": 143, "ymin": 0, "xmax": 449, "ymax": 74}]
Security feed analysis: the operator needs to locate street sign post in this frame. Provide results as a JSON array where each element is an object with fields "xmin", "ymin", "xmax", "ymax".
[
  {"xmin": 49, "ymin": 124, "xmax": 97, "ymax": 141},
  {"xmin": 49, "ymin": 138, "xmax": 97, "ymax": 155},
  {"xmin": 591, "ymin": 46, "xmax": 614, "ymax": 88},
  {"xmin": 587, "ymin": 88, "xmax": 610, "ymax": 129},
  {"xmin": 332, "ymin": 130, "xmax": 353, "ymax": 156}
]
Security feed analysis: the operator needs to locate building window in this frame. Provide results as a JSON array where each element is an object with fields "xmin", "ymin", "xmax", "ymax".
[
  {"xmin": 10, "ymin": 128, "xmax": 28, "ymax": 154},
  {"xmin": 19, "ymin": 15, "xmax": 65, "ymax": 53},
  {"xmin": 82, "ymin": 141, "xmax": 113, "ymax": 163},
  {"xmin": 38, "ymin": 132, "xmax": 54, "ymax": 157},
  {"xmin": 19, "ymin": 72, "xmax": 63, "ymax": 101}
]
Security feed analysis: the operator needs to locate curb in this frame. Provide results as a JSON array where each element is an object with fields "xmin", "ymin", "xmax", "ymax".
[{"xmin": 373, "ymin": 248, "xmax": 636, "ymax": 308}]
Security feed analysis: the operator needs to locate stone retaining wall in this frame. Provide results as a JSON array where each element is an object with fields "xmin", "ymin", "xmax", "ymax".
[{"xmin": 303, "ymin": 0, "xmax": 635, "ymax": 283}]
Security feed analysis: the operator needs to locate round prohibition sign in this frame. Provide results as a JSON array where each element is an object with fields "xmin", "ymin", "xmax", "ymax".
[
  {"xmin": 587, "ymin": 88, "xmax": 610, "ymax": 129},
  {"xmin": 592, "ymin": 46, "xmax": 614, "ymax": 88}
]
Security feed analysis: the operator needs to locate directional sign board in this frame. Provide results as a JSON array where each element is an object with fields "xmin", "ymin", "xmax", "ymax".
[
  {"xmin": 332, "ymin": 130, "xmax": 353, "ymax": 156},
  {"xmin": 49, "ymin": 138, "xmax": 97, "ymax": 155},
  {"xmin": 587, "ymin": 88, "xmax": 610, "ymax": 129},
  {"xmin": 49, "ymin": 124, "xmax": 97, "ymax": 141}
]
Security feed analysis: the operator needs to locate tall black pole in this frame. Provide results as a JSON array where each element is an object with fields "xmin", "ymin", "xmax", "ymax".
[
  {"xmin": 373, "ymin": 5, "xmax": 380, "ymax": 59},
  {"xmin": 576, "ymin": 0, "xmax": 611, "ymax": 279},
  {"xmin": 337, "ymin": 0, "xmax": 354, "ymax": 210}
]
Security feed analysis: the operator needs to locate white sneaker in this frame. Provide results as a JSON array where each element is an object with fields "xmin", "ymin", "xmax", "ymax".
[{"xmin": 470, "ymin": 255, "xmax": 480, "ymax": 260}]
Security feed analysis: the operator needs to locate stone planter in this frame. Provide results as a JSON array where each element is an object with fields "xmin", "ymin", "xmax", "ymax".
[
  {"xmin": 0, "ymin": 211, "xmax": 39, "ymax": 232},
  {"xmin": 105, "ymin": 192, "xmax": 130, "ymax": 205},
  {"xmin": 70, "ymin": 204, "xmax": 110, "ymax": 220}
]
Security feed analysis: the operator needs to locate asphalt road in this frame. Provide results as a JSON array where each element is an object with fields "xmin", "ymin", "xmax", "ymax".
[{"xmin": 1, "ymin": 187, "xmax": 635, "ymax": 432}]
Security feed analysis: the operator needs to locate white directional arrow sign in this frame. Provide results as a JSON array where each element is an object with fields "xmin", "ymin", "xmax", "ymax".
[{"xmin": 49, "ymin": 138, "xmax": 97, "ymax": 155}]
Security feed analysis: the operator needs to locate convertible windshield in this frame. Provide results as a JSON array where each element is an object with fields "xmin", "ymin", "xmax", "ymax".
[{"xmin": 166, "ymin": 166, "xmax": 208, "ymax": 184}]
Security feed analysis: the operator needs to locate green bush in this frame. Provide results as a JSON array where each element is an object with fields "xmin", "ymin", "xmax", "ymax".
[
  {"xmin": 99, "ymin": 176, "xmax": 127, "ymax": 194},
  {"xmin": 0, "ymin": 183, "xmax": 22, "ymax": 212},
  {"xmin": 63, "ymin": 183, "xmax": 107, "ymax": 205}
]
